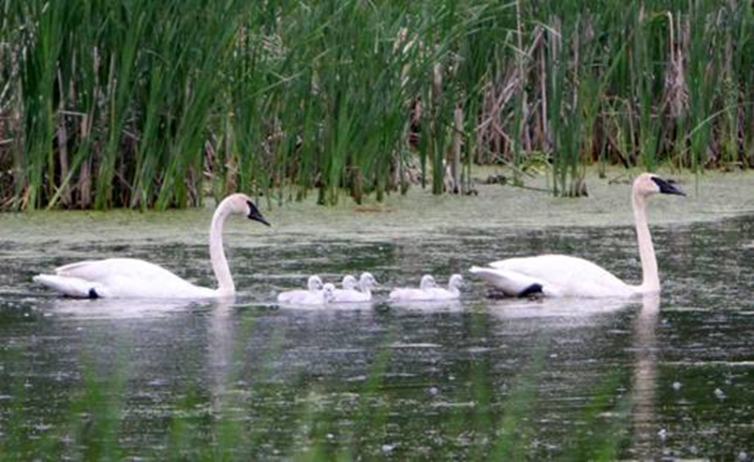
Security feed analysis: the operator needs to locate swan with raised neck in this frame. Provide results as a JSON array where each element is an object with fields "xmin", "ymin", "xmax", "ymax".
[
  {"xmin": 33, "ymin": 193, "xmax": 270, "ymax": 299},
  {"xmin": 469, "ymin": 173, "xmax": 684, "ymax": 298}
]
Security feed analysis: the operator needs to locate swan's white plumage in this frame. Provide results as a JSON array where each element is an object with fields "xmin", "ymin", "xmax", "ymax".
[
  {"xmin": 470, "ymin": 173, "xmax": 684, "ymax": 298},
  {"xmin": 35, "ymin": 259, "xmax": 215, "ymax": 299},
  {"xmin": 331, "ymin": 272, "xmax": 376, "ymax": 303},
  {"xmin": 470, "ymin": 256, "xmax": 633, "ymax": 298},
  {"xmin": 389, "ymin": 275, "xmax": 450, "ymax": 302},
  {"xmin": 280, "ymin": 282, "xmax": 335, "ymax": 306},
  {"xmin": 33, "ymin": 194, "xmax": 269, "ymax": 299},
  {"xmin": 277, "ymin": 275, "xmax": 323, "ymax": 303},
  {"xmin": 425, "ymin": 274, "xmax": 464, "ymax": 300},
  {"xmin": 331, "ymin": 275, "xmax": 358, "ymax": 301}
]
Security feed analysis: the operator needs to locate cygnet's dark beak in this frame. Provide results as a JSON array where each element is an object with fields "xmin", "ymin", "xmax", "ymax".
[
  {"xmin": 247, "ymin": 201, "xmax": 271, "ymax": 226},
  {"xmin": 651, "ymin": 177, "xmax": 686, "ymax": 196}
]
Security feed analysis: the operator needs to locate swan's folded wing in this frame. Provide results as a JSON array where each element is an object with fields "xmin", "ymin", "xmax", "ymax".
[
  {"xmin": 55, "ymin": 260, "xmax": 100, "ymax": 275},
  {"xmin": 56, "ymin": 258, "xmax": 186, "ymax": 282},
  {"xmin": 482, "ymin": 255, "xmax": 636, "ymax": 297},
  {"xmin": 489, "ymin": 255, "xmax": 576, "ymax": 273},
  {"xmin": 50, "ymin": 258, "xmax": 215, "ymax": 298},
  {"xmin": 469, "ymin": 266, "xmax": 547, "ymax": 297}
]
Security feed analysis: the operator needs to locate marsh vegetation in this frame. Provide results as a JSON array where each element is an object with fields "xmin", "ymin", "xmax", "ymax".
[{"xmin": 0, "ymin": 0, "xmax": 752, "ymax": 210}]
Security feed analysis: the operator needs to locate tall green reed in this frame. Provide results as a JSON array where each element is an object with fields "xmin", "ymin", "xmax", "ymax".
[{"xmin": 2, "ymin": 0, "xmax": 752, "ymax": 209}]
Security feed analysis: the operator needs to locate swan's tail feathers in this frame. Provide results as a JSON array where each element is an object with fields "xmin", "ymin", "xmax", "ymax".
[
  {"xmin": 469, "ymin": 266, "xmax": 544, "ymax": 297},
  {"xmin": 33, "ymin": 274, "xmax": 104, "ymax": 298}
]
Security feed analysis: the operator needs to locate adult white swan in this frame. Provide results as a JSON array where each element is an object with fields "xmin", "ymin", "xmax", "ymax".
[
  {"xmin": 332, "ymin": 272, "xmax": 377, "ymax": 303},
  {"xmin": 277, "ymin": 275, "xmax": 324, "ymax": 303},
  {"xmin": 470, "ymin": 173, "xmax": 684, "ymax": 298},
  {"xmin": 33, "ymin": 193, "xmax": 270, "ymax": 299}
]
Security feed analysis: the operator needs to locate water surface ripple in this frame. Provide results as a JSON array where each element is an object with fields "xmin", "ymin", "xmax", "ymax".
[{"xmin": 1, "ymin": 177, "xmax": 753, "ymax": 459}]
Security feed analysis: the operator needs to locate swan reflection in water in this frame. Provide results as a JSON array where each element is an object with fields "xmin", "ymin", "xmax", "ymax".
[
  {"xmin": 40, "ymin": 290, "xmax": 662, "ymax": 456},
  {"xmin": 631, "ymin": 294, "xmax": 661, "ymax": 457},
  {"xmin": 42, "ymin": 296, "xmax": 212, "ymax": 320},
  {"xmin": 487, "ymin": 294, "xmax": 661, "ymax": 456},
  {"xmin": 43, "ymin": 295, "xmax": 239, "ymax": 414},
  {"xmin": 207, "ymin": 298, "xmax": 237, "ymax": 411},
  {"xmin": 486, "ymin": 295, "xmax": 632, "ymax": 329}
]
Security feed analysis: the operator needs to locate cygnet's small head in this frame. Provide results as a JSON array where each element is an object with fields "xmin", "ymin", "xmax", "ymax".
[
  {"xmin": 448, "ymin": 274, "xmax": 464, "ymax": 290},
  {"xmin": 307, "ymin": 275, "xmax": 324, "ymax": 291},
  {"xmin": 342, "ymin": 275, "xmax": 358, "ymax": 290},
  {"xmin": 420, "ymin": 275, "xmax": 436, "ymax": 290},
  {"xmin": 322, "ymin": 283, "xmax": 336, "ymax": 302},
  {"xmin": 359, "ymin": 272, "xmax": 377, "ymax": 289},
  {"xmin": 633, "ymin": 173, "xmax": 685, "ymax": 198}
]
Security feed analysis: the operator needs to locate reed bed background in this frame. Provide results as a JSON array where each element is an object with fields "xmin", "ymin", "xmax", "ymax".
[{"xmin": 0, "ymin": 0, "xmax": 751, "ymax": 210}]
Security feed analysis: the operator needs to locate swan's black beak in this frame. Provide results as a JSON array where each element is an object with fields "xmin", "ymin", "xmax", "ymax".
[
  {"xmin": 247, "ymin": 201, "xmax": 271, "ymax": 226},
  {"xmin": 652, "ymin": 177, "xmax": 686, "ymax": 196}
]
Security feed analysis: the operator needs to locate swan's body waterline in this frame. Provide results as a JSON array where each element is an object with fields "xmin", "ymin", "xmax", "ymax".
[
  {"xmin": 277, "ymin": 275, "xmax": 324, "ymax": 303},
  {"xmin": 425, "ymin": 274, "xmax": 464, "ymax": 300},
  {"xmin": 33, "ymin": 194, "xmax": 270, "ymax": 299},
  {"xmin": 279, "ymin": 282, "xmax": 335, "ymax": 306},
  {"xmin": 390, "ymin": 274, "xmax": 462, "ymax": 302},
  {"xmin": 470, "ymin": 174, "xmax": 684, "ymax": 298}
]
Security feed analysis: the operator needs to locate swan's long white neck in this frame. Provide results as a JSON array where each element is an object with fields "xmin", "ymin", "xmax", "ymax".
[
  {"xmin": 632, "ymin": 192, "xmax": 659, "ymax": 294},
  {"xmin": 209, "ymin": 199, "xmax": 235, "ymax": 297}
]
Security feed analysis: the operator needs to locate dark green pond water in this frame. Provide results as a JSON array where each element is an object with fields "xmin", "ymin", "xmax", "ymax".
[{"xmin": 1, "ymin": 174, "xmax": 753, "ymax": 460}]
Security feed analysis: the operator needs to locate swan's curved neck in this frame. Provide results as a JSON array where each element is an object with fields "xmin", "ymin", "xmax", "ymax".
[
  {"xmin": 210, "ymin": 200, "xmax": 235, "ymax": 296},
  {"xmin": 632, "ymin": 193, "xmax": 659, "ymax": 293}
]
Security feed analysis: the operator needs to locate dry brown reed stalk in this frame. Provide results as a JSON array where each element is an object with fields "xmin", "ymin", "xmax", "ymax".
[{"xmin": 1, "ymin": 1, "xmax": 752, "ymax": 208}]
